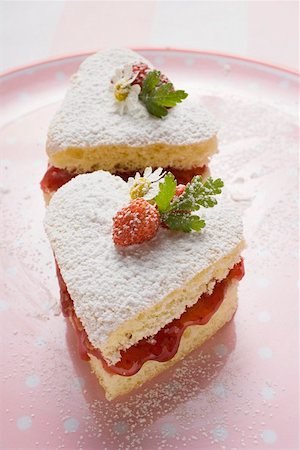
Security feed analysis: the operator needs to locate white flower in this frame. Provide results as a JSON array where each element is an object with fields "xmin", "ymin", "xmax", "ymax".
[
  {"xmin": 111, "ymin": 64, "xmax": 137, "ymax": 87},
  {"xmin": 128, "ymin": 167, "xmax": 165, "ymax": 200},
  {"xmin": 110, "ymin": 64, "xmax": 141, "ymax": 115},
  {"xmin": 115, "ymin": 84, "xmax": 140, "ymax": 115}
]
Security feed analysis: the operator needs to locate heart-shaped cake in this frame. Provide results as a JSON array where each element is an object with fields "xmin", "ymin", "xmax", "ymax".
[
  {"xmin": 41, "ymin": 48, "xmax": 218, "ymax": 202},
  {"xmin": 45, "ymin": 170, "xmax": 245, "ymax": 400}
]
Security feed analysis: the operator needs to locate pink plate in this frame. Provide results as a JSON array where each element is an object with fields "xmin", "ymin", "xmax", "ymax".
[{"xmin": 0, "ymin": 49, "xmax": 299, "ymax": 450}]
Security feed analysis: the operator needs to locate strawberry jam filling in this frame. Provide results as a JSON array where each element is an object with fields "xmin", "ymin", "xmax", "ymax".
[
  {"xmin": 40, "ymin": 166, "xmax": 78, "ymax": 193},
  {"xmin": 57, "ymin": 259, "xmax": 244, "ymax": 377},
  {"xmin": 40, "ymin": 165, "xmax": 208, "ymax": 194}
]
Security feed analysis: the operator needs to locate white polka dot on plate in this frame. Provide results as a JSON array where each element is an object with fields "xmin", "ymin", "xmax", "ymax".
[
  {"xmin": 18, "ymin": 92, "xmax": 31, "ymax": 103},
  {"xmin": 258, "ymin": 311, "xmax": 271, "ymax": 323},
  {"xmin": 288, "ymin": 167, "xmax": 298, "ymax": 178},
  {"xmin": 212, "ymin": 383, "xmax": 227, "ymax": 398},
  {"xmin": 213, "ymin": 344, "xmax": 228, "ymax": 357},
  {"xmin": 25, "ymin": 374, "xmax": 40, "ymax": 388},
  {"xmin": 258, "ymin": 347, "xmax": 273, "ymax": 359},
  {"xmin": 279, "ymin": 79, "xmax": 289, "ymax": 89},
  {"xmin": 256, "ymin": 248, "xmax": 271, "ymax": 259},
  {"xmin": 288, "ymin": 145, "xmax": 298, "ymax": 155},
  {"xmin": 0, "ymin": 299, "xmax": 9, "ymax": 312},
  {"xmin": 248, "ymin": 82, "xmax": 259, "ymax": 90},
  {"xmin": 55, "ymin": 71, "xmax": 67, "ymax": 81},
  {"xmin": 17, "ymin": 416, "xmax": 32, "ymax": 430},
  {"xmin": 42, "ymin": 302, "xmax": 51, "ymax": 312},
  {"xmin": 223, "ymin": 63, "xmax": 231, "ymax": 73},
  {"xmin": 212, "ymin": 425, "xmax": 229, "ymax": 441},
  {"xmin": 0, "ymin": 159, "xmax": 11, "ymax": 172},
  {"xmin": 113, "ymin": 421, "xmax": 128, "ymax": 434},
  {"xmin": 63, "ymin": 417, "xmax": 79, "ymax": 433},
  {"xmin": 184, "ymin": 55, "xmax": 195, "ymax": 66},
  {"xmin": 5, "ymin": 136, "xmax": 17, "ymax": 145},
  {"xmin": 161, "ymin": 423, "xmax": 177, "ymax": 438},
  {"xmin": 12, "ymin": 239, "xmax": 25, "ymax": 249},
  {"xmin": 255, "ymin": 276, "xmax": 270, "ymax": 289},
  {"xmin": 71, "ymin": 376, "xmax": 85, "ymax": 391},
  {"xmin": 217, "ymin": 58, "xmax": 229, "ymax": 68},
  {"xmin": 261, "ymin": 385, "xmax": 275, "ymax": 401},
  {"xmin": 0, "ymin": 184, "xmax": 10, "ymax": 194},
  {"xmin": 153, "ymin": 56, "xmax": 164, "ymax": 66},
  {"xmin": 261, "ymin": 429, "xmax": 277, "ymax": 444},
  {"xmin": 34, "ymin": 336, "xmax": 47, "ymax": 348},
  {"xmin": 25, "ymin": 67, "xmax": 36, "ymax": 75},
  {"xmin": 6, "ymin": 267, "xmax": 18, "ymax": 277}
]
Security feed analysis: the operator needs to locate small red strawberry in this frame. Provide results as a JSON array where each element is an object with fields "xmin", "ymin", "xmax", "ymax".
[
  {"xmin": 131, "ymin": 62, "xmax": 170, "ymax": 88},
  {"xmin": 175, "ymin": 184, "xmax": 186, "ymax": 197},
  {"xmin": 132, "ymin": 63, "xmax": 150, "ymax": 86},
  {"xmin": 113, "ymin": 198, "xmax": 160, "ymax": 247}
]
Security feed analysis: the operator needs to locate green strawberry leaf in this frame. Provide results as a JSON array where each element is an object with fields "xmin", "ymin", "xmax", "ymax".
[
  {"xmin": 139, "ymin": 70, "xmax": 188, "ymax": 118},
  {"xmin": 153, "ymin": 84, "xmax": 188, "ymax": 107},
  {"xmin": 162, "ymin": 213, "xmax": 206, "ymax": 232},
  {"xmin": 140, "ymin": 70, "xmax": 160, "ymax": 96},
  {"xmin": 169, "ymin": 176, "xmax": 224, "ymax": 212},
  {"xmin": 155, "ymin": 173, "xmax": 177, "ymax": 212},
  {"xmin": 144, "ymin": 100, "xmax": 168, "ymax": 118}
]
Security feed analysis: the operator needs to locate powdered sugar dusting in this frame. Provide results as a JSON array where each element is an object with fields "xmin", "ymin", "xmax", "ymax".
[
  {"xmin": 45, "ymin": 171, "xmax": 243, "ymax": 357},
  {"xmin": 47, "ymin": 49, "xmax": 217, "ymax": 153}
]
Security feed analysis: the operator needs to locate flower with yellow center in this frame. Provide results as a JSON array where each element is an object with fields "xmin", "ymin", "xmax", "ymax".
[
  {"xmin": 128, "ymin": 167, "xmax": 166, "ymax": 201},
  {"xmin": 110, "ymin": 64, "xmax": 141, "ymax": 115}
]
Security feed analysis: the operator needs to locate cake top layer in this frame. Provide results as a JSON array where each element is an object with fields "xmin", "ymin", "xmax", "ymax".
[
  {"xmin": 46, "ymin": 48, "xmax": 217, "ymax": 154},
  {"xmin": 45, "ymin": 171, "xmax": 243, "ymax": 352}
]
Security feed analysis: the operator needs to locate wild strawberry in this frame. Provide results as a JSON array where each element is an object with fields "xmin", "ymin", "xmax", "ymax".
[
  {"xmin": 132, "ymin": 63, "xmax": 150, "ymax": 86},
  {"xmin": 113, "ymin": 198, "xmax": 160, "ymax": 247},
  {"xmin": 175, "ymin": 184, "xmax": 186, "ymax": 197},
  {"xmin": 131, "ymin": 62, "xmax": 170, "ymax": 88}
]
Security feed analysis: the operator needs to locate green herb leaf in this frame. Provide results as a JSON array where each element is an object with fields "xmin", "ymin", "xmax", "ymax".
[
  {"xmin": 152, "ymin": 83, "xmax": 188, "ymax": 108},
  {"xmin": 143, "ymin": 100, "xmax": 168, "ymax": 118},
  {"xmin": 155, "ymin": 173, "xmax": 177, "ymax": 213},
  {"xmin": 154, "ymin": 173, "xmax": 223, "ymax": 234},
  {"xmin": 139, "ymin": 70, "xmax": 188, "ymax": 118},
  {"xmin": 162, "ymin": 212, "xmax": 206, "ymax": 232},
  {"xmin": 169, "ymin": 176, "xmax": 224, "ymax": 212},
  {"xmin": 141, "ymin": 70, "xmax": 161, "ymax": 96}
]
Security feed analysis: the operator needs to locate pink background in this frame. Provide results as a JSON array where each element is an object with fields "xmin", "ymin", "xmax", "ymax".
[{"xmin": 1, "ymin": 0, "xmax": 299, "ymax": 73}]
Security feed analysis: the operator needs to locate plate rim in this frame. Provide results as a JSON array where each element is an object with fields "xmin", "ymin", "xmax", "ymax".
[{"xmin": 1, "ymin": 47, "xmax": 299, "ymax": 79}]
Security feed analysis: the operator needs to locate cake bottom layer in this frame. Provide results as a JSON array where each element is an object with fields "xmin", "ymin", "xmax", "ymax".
[{"xmin": 89, "ymin": 281, "xmax": 238, "ymax": 401}]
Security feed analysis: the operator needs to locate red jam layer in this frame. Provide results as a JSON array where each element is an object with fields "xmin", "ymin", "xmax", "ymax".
[
  {"xmin": 57, "ymin": 259, "xmax": 244, "ymax": 377},
  {"xmin": 40, "ymin": 166, "xmax": 78, "ymax": 193},
  {"xmin": 40, "ymin": 165, "xmax": 207, "ymax": 194}
]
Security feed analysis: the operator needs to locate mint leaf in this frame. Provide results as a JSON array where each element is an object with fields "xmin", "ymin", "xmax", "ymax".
[
  {"xmin": 162, "ymin": 212, "xmax": 206, "ymax": 232},
  {"xmin": 139, "ymin": 70, "xmax": 188, "ymax": 118},
  {"xmin": 155, "ymin": 173, "xmax": 176, "ymax": 212},
  {"xmin": 170, "ymin": 176, "xmax": 224, "ymax": 212}
]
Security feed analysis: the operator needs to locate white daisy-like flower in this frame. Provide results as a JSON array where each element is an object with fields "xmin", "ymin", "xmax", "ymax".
[
  {"xmin": 115, "ymin": 84, "xmax": 140, "ymax": 115},
  {"xmin": 111, "ymin": 64, "xmax": 137, "ymax": 88},
  {"xmin": 128, "ymin": 167, "xmax": 166, "ymax": 200},
  {"xmin": 110, "ymin": 64, "xmax": 141, "ymax": 115}
]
